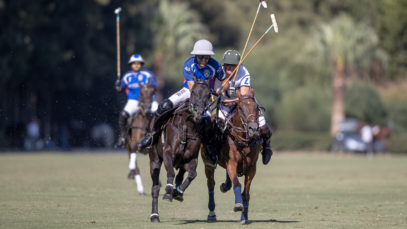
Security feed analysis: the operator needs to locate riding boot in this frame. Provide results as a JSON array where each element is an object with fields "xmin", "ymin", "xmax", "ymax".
[
  {"xmin": 115, "ymin": 111, "xmax": 129, "ymax": 148},
  {"xmin": 137, "ymin": 99, "xmax": 174, "ymax": 150},
  {"xmin": 260, "ymin": 123, "xmax": 273, "ymax": 165},
  {"xmin": 137, "ymin": 115, "xmax": 158, "ymax": 150}
]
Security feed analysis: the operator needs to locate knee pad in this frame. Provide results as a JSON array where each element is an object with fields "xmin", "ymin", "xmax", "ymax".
[
  {"xmin": 120, "ymin": 111, "xmax": 130, "ymax": 119},
  {"xmin": 156, "ymin": 99, "xmax": 173, "ymax": 116}
]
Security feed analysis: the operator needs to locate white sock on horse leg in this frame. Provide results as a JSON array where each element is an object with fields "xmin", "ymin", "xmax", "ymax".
[
  {"xmin": 135, "ymin": 174, "xmax": 144, "ymax": 193},
  {"xmin": 129, "ymin": 153, "xmax": 136, "ymax": 170}
]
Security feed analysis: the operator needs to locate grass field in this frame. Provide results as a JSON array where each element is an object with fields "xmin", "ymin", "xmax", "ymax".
[{"xmin": 0, "ymin": 151, "xmax": 406, "ymax": 229}]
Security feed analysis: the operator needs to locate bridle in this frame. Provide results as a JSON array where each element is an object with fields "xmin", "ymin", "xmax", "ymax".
[{"xmin": 188, "ymin": 80, "xmax": 210, "ymax": 117}]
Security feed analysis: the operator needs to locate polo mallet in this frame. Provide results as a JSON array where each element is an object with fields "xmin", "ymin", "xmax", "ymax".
[
  {"xmin": 227, "ymin": 0, "xmax": 268, "ymax": 88},
  {"xmin": 115, "ymin": 7, "xmax": 122, "ymax": 81},
  {"xmin": 221, "ymin": 13, "xmax": 278, "ymax": 89},
  {"xmin": 240, "ymin": 0, "xmax": 268, "ymax": 61}
]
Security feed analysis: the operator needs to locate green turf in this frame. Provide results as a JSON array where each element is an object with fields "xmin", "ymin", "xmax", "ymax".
[{"xmin": 0, "ymin": 152, "xmax": 406, "ymax": 229}]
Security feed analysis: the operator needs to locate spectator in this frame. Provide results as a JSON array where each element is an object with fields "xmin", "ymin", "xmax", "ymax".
[
  {"xmin": 24, "ymin": 117, "xmax": 44, "ymax": 150},
  {"xmin": 360, "ymin": 122, "xmax": 374, "ymax": 155}
]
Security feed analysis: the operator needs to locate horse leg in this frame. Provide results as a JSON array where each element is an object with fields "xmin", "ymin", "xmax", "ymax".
[
  {"xmin": 134, "ymin": 158, "xmax": 145, "ymax": 195},
  {"xmin": 173, "ymin": 168, "xmax": 186, "ymax": 202},
  {"xmin": 220, "ymin": 171, "xmax": 232, "ymax": 193},
  {"xmin": 162, "ymin": 148, "xmax": 175, "ymax": 202},
  {"xmin": 178, "ymin": 158, "xmax": 198, "ymax": 195},
  {"xmin": 127, "ymin": 152, "xmax": 136, "ymax": 179},
  {"xmin": 205, "ymin": 164, "xmax": 217, "ymax": 222},
  {"xmin": 240, "ymin": 166, "xmax": 256, "ymax": 224},
  {"xmin": 149, "ymin": 151, "xmax": 162, "ymax": 223},
  {"xmin": 227, "ymin": 161, "xmax": 243, "ymax": 212}
]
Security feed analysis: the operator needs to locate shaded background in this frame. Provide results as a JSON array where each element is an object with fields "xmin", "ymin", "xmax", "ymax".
[{"xmin": 1, "ymin": 0, "xmax": 406, "ymax": 152}]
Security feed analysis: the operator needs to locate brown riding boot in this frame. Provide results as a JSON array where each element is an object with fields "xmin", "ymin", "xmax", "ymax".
[{"xmin": 260, "ymin": 124, "xmax": 273, "ymax": 165}]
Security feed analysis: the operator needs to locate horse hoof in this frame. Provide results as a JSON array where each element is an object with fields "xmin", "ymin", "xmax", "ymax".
[
  {"xmin": 220, "ymin": 183, "xmax": 231, "ymax": 193},
  {"xmin": 150, "ymin": 214, "xmax": 160, "ymax": 223},
  {"xmin": 233, "ymin": 203, "xmax": 244, "ymax": 212},
  {"xmin": 162, "ymin": 193, "xmax": 173, "ymax": 202},
  {"xmin": 173, "ymin": 195, "xmax": 184, "ymax": 202},
  {"xmin": 172, "ymin": 189, "xmax": 184, "ymax": 202},
  {"xmin": 240, "ymin": 219, "xmax": 250, "ymax": 224},
  {"xmin": 207, "ymin": 214, "xmax": 217, "ymax": 222},
  {"xmin": 127, "ymin": 170, "xmax": 135, "ymax": 179}
]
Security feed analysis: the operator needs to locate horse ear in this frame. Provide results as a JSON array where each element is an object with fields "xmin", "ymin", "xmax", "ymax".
[
  {"xmin": 250, "ymin": 88, "xmax": 255, "ymax": 97},
  {"xmin": 147, "ymin": 80, "xmax": 153, "ymax": 87}
]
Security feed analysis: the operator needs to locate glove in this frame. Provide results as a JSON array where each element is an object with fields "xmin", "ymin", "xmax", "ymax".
[{"xmin": 115, "ymin": 79, "xmax": 121, "ymax": 91}]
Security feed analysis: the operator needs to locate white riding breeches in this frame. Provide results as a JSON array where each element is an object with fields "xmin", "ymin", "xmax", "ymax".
[
  {"xmin": 217, "ymin": 104, "xmax": 266, "ymax": 127},
  {"xmin": 124, "ymin": 99, "xmax": 158, "ymax": 115},
  {"xmin": 168, "ymin": 87, "xmax": 191, "ymax": 107},
  {"xmin": 124, "ymin": 99, "xmax": 140, "ymax": 116}
]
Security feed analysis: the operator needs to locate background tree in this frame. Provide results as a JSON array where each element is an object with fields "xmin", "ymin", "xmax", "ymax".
[{"xmin": 311, "ymin": 14, "xmax": 387, "ymax": 135}]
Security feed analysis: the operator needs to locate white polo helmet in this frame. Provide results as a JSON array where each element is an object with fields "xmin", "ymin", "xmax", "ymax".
[
  {"xmin": 128, "ymin": 54, "xmax": 145, "ymax": 65},
  {"xmin": 190, "ymin": 39, "xmax": 215, "ymax": 55}
]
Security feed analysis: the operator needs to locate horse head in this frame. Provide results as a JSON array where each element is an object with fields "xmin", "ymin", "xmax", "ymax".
[
  {"xmin": 237, "ymin": 88, "xmax": 260, "ymax": 140},
  {"xmin": 189, "ymin": 79, "xmax": 211, "ymax": 124},
  {"xmin": 139, "ymin": 80, "xmax": 155, "ymax": 115}
]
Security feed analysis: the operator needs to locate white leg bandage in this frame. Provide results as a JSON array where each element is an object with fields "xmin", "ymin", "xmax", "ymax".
[
  {"xmin": 128, "ymin": 153, "xmax": 136, "ymax": 170},
  {"xmin": 124, "ymin": 99, "xmax": 140, "ymax": 116},
  {"xmin": 135, "ymin": 174, "xmax": 144, "ymax": 193},
  {"xmin": 151, "ymin": 101, "xmax": 158, "ymax": 113},
  {"xmin": 168, "ymin": 87, "xmax": 191, "ymax": 107}
]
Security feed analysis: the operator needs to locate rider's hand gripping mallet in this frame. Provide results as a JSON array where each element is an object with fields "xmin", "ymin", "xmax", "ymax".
[{"xmin": 115, "ymin": 7, "xmax": 122, "ymax": 82}]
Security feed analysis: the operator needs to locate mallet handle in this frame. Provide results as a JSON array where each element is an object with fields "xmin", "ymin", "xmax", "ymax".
[
  {"xmin": 221, "ymin": 31, "xmax": 269, "ymax": 89},
  {"xmin": 116, "ymin": 14, "xmax": 121, "ymax": 80},
  {"xmin": 231, "ymin": 2, "xmax": 262, "ymax": 84}
]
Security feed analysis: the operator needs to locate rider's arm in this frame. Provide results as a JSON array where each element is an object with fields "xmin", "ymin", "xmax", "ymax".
[
  {"xmin": 116, "ymin": 75, "xmax": 128, "ymax": 92},
  {"xmin": 240, "ymin": 86, "xmax": 250, "ymax": 96},
  {"xmin": 187, "ymin": 81, "xmax": 195, "ymax": 91},
  {"xmin": 209, "ymin": 58, "xmax": 225, "ymax": 80}
]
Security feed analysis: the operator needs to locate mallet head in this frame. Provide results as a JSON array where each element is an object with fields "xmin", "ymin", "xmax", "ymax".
[
  {"xmin": 270, "ymin": 14, "xmax": 279, "ymax": 33},
  {"xmin": 259, "ymin": 0, "xmax": 268, "ymax": 8},
  {"xmin": 115, "ymin": 7, "xmax": 122, "ymax": 15}
]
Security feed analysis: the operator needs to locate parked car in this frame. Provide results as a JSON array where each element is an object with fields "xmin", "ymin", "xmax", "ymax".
[{"xmin": 331, "ymin": 118, "xmax": 367, "ymax": 153}]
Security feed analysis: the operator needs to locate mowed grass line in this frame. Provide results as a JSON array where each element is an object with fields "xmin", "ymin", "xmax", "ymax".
[{"xmin": 0, "ymin": 152, "xmax": 406, "ymax": 229}]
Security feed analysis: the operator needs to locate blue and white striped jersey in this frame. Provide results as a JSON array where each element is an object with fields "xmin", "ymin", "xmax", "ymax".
[{"xmin": 120, "ymin": 69, "xmax": 157, "ymax": 100}]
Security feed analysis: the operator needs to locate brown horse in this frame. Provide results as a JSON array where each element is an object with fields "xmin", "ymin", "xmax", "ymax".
[
  {"xmin": 202, "ymin": 89, "xmax": 262, "ymax": 224},
  {"xmin": 126, "ymin": 80, "xmax": 155, "ymax": 194},
  {"xmin": 149, "ymin": 79, "xmax": 211, "ymax": 223}
]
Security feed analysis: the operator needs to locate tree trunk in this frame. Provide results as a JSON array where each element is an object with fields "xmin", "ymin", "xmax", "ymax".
[
  {"xmin": 330, "ymin": 57, "xmax": 346, "ymax": 136},
  {"xmin": 153, "ymin": 53, "xmax": 163, "ymax": 101}
]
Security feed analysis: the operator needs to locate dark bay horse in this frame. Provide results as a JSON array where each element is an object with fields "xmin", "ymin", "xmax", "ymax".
[
  {"xmin": 126, "ymin": 80, "xmax": 155, "ymax": 194},
  {"xmin": 149, "ymin": 79, "xmax": 211, "ymax": 223},
  {"xmin": 202, "ymin": 89, "xmax": 263, "ymax": 224}
]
